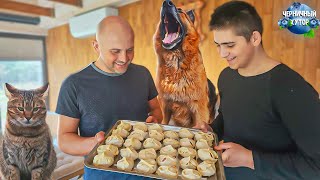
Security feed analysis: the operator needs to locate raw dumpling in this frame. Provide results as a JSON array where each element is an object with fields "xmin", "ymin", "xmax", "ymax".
[
  {"xmin": 136, "ymin": 159, "xmax": 157, "ymax": 174},
  {"xmin": 157, "ymin": 155, "xmax": 177, "ymax": 166},
  {"xmin": 163, "ymin": 138, "xmax": 180, "ymax": 148},
  {"xmin": 112, "ymin": 128, "xmax": 129, "ymax": 138},
  {"xmin": 196, "ymin": 139, "xmax": 211, "ymax": 149},
  {"xmin": 194, "ymin": 131, "xmax": 214, "ymax": 141},
  {"xmin": 180, "ymin": 138, "xmax": 196, "ymax": 148},
  {"xmin": 116, "ymin": 157, "xmax": 134, "ymax": 171},
  {"xmin": 97, "ymin": 144, "xmax": 119, "ymax": 156},
  {"xmin": 117, "ymin": 121, "xmax": 132, "ymax": 131},
  {"xmin": 197, "ymin": 160, "xmax": 216, "ymax": 176},
  {"xmin": 124, "ymin": 138, "xmax": 142, "ymax": 150},
  {"xmin": 180, "ymin": 156, "xmax": 198, "ymax": 170},
  {"xmin": 178, "ymin": 147, "xmax": 197, "ymax": 158},
  {"xmin": 128, "ymin": 129, "xmax": 147, "ymax": 141},
  {"xmin": 198, "ymin": 149, "xmax": 218, "ymax": 161},
  {"xmin": 139, "ymin": 148, "xmax": 157, "ymax": 160},
  {"xmin": 181, "ymin": 169, "xmax": 202, "ymax": 180},
  {"xmin": 105, "ymin": 134, "xmax": 124, "ymax": 147},
  {"xmin": 194, "ymin": 131, "xmax": 214, "ymax": 146},
  {"xmin": 133, "ymin": 122, "xmax": 148, "ymax": 132},
  {"xmin": 143, "ymin": 138, "xmax": 162, "ymax": 150},
  {"xmin": 164, "ymin": 131, "xmax": 179, "ymax": 140},
  {"xmin": 156, "ymin": 165, "xmax": 179, "ymax": 179},
  {"xmin": 160, "ymin": 145, "xmax": 177, "ymax": 157},
  {"xmin": 148, "ymin": 123, "xmax": 163, "ymax": 132},
  {"xmin": 120, "ymin": 147, "xmax": 139, "ymax": 160},
  {"xmin": 149, "ymin": 130, "xmax": 164, "ymax": 141},
  {"xmin": 93, "ymin": 153, "xmax": 114, "ymax": 167},
  {"xmin": 179, "ymin": 128, "xmax": 194, "ymax": 139}
]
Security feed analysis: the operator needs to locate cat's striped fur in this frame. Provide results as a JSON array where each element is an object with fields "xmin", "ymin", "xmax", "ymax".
[{"xmin": 0, "ymin": 83, "xmax": 56, "ymax": 180}]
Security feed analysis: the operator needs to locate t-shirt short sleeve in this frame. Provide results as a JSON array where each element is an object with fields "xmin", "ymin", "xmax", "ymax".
[
  {"xmin": 55, "ymin": 75, "xmax": 81, "ymax": 119},
  {"xmin": 145, "ymin": 68, "xmax": 158, "ymax": 101}
]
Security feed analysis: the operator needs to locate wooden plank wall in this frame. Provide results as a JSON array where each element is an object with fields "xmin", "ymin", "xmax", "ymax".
[
  {"xmin": 46, "ymin": 0, "xmax": 320, "ymax": 110},
  {"xmin": 46, "ymin": 25, "xmax": 97, "ymax": 110}
]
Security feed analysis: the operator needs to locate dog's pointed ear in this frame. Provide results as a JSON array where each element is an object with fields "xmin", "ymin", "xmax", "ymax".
[{"xmin": 187, "ymin": 10, "xmax": 195, "ymax": 24}]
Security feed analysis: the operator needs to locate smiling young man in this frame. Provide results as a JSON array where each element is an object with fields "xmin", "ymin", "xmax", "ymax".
[{"xmin": 210, "ymin": 1, "xmax": 320, "ymax": 180}]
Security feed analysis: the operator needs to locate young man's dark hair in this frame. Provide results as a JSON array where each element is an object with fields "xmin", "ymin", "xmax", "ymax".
[{"xmin": 209, "ymin": 1, "xmax": 263, "ymax": 42}]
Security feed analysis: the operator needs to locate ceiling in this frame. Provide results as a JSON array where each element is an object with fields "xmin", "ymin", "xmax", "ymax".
[{"xmin": 0, "ymin": 0, "xmax": 140, "ymax": 36}]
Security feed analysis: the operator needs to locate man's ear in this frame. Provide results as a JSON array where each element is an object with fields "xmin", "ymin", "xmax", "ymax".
[
  {"xmin": 251, "ymin": 31, "xmax": 262, "ymax": 46},
  {"xmin": 186, "ymin": 10, "xmax": 195, "ymax": 24},
  {"xmin": 92, "ymin": 40, "xmax": 100, "ymax": 53}
]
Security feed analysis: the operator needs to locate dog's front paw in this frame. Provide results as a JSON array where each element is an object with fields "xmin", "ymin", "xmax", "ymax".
[{"xmin": 193, "ymin": 121, "xmax": 211, "ymax": 132}]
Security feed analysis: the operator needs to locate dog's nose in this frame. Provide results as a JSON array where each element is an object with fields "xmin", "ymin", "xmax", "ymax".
[{"xmin": 163, "ymin": 0, "xmax": 173, "ymax": 7}]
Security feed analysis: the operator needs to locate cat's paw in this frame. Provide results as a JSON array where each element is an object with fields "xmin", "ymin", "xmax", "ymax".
[
  {"xmin": 7, "ymin": 165, "xmax": 20, "ymax": 180},
  {"xmin": 31, "ymin": 168, "xmax": 44, "ymax": 180}
]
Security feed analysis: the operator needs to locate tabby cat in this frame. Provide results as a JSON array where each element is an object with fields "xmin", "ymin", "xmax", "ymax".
[{"xmin": 0, "ymin": 83, "xmax": 57, "ymax": 180}]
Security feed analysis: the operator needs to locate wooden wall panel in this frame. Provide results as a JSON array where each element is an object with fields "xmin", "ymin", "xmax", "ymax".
[
  {"xmin": 46, "ymin": 0, "xmax": 320, "ymax": 110},
  {"xmin": 46, "ymin": 25, "xmax": 97, "ymax": 110}
]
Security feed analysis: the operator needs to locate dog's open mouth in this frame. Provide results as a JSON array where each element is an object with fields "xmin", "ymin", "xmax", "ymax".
[
  {"xmin": 162, "ymin": 13, "xmax": 181, "ymax": 44},
  {"xmin": 160, "ymin": 0, "xmax": 185, "ymax": 50}
]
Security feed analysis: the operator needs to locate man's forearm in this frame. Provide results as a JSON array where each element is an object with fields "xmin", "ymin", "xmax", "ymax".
[{"xmin": 58, "ymin": 133, "xmax": 97, "ymax": 156}]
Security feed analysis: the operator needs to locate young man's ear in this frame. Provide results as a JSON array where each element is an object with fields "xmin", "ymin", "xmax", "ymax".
[
  {"xmin": 251, "ymin": 31, "xmax": 262, "ymax": 46},
  {"xmin": 92, "ymin": 40, "xmax": 100, "ymax": 53}
]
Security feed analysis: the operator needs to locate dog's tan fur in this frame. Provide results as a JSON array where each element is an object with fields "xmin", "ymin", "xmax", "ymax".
[{"xmin": 154, "ymin": 10, "xmax": 213, "ymax": 128}]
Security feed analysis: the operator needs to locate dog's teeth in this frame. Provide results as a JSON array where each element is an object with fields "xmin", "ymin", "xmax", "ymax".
[
  {"xmin": 175, "ymin": 32, "xmax": 179, "ymax": 38},
  {"xmin": 162, "ymin": 32, "xmax": 169, "ymax": 43},
  {"xmin": 165, "ymin": 26, "xmax": 169, "ymax": 35}
]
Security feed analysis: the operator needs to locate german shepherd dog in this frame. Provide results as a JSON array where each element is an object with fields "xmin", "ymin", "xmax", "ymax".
[{"xmin": 154, "ymin": 0, "xmax": 217, "ymax": 128}]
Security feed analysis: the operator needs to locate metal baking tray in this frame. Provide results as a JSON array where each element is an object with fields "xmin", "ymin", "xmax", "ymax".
[{"xmin": 84, "ymin": 120, "xmax": 226, "ymax": 180}]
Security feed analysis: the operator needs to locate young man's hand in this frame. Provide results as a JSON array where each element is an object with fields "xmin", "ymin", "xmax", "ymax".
[{"xmin": 214, "ymin": 141, "xmax": 254, "ymax": 169}]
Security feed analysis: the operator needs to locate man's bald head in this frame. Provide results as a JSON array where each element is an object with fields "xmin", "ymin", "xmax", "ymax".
[
  {"xmin": 93, "ymin": 16, "xmax": 135, "ymax": 75},
  {"xmin": 96, "ymin": 16, "xmax": 134, "ymax": 42}
]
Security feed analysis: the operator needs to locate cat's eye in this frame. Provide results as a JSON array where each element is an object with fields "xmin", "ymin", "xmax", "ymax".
[
  {"xmin": 18, "ymin": 107, "xmax": 24, "ymax": 111},
  {"xmin": 33, "ymin": 107, "xmax": 39, "ymax": 111}
]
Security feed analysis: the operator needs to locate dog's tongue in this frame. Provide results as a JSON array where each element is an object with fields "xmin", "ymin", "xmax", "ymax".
[{"xmin": 163, "ymin": 33, "xmax": 177, "ymax": 44}]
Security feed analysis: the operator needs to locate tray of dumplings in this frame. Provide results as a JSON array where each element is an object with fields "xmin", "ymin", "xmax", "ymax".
[{"xmin": 84, "ymin": 120, "xmax": 226, "ymax": 180}]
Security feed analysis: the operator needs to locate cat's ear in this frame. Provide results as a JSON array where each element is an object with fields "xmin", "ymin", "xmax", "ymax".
[
  {"xmin": 36, "ymin": 83, "xmax": 49, "ymax": 98},
  {"xmin": 4, "ymin": 83, "xmax": 17, "ymax": 98}
]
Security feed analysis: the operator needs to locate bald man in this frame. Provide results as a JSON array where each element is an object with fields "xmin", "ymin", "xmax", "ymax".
[{"xmin": 56, "ymin": 16, "xmax": 162, "ymax": 156}]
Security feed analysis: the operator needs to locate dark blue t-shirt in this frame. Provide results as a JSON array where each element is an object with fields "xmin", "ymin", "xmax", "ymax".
[{"xmin": 56, "ymin": 63, "xmax": 158, "ymax": 137}]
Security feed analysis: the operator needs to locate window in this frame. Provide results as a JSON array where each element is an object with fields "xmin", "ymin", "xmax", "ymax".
[{"xmin": 0, "ymin": 33, "xmax": 47, "ymax": 133}]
